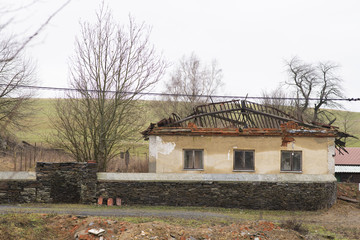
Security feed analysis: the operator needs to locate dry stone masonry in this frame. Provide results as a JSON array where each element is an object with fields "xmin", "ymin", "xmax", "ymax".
[
  {"xmin": 97, "ymin": 181, "xmax": 336, "ymax": 210},
  {"xmin": 36, "ymin": 162, "xmax": 97, "ymax": 203},
  {"xmin": 0, "ymin": 162, "xmax": 337, "ymax": 210}
]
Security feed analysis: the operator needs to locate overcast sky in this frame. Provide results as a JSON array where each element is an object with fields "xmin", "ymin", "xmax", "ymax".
[{"xmin": 3, "ymin": 0, "xmax": 360, "ymax": 111}]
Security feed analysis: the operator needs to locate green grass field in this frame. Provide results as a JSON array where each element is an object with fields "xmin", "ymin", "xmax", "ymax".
[
  {"xmin": 13, "ymin": 99, "xmax": 360, "ymax": 147},
  {"xmin": 15, "ymin": 98, "xmax": 58, "ymax": 144},
  {"xmin": 329, "ymin": 109, "xmax": 360, "ymax": 147}
]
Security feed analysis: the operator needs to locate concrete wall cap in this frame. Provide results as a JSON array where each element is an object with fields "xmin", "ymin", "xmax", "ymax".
[
  {"xmin": 0, "ymin": 171, "xmax": 36, "ymax": 180},
  {"xmin": 97, "ymin": 173, "xmax": 336, "ymax": 182}
]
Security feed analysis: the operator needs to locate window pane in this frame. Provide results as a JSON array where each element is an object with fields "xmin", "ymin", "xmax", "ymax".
[
  {"xmin": 234, "ymin": 150, "xmax": 254, "ymax": 170},
  {"xmin": 234, "ymin": 151, "xmax": 243, "ymax": 170},
  {"xmin": 292, "ymin": 152, "xmax": 301, "ymax": 171},
  {"xmin": 245, "ymin": 151, "xmax": 254, "ymax": 170},
  {"xmin": 281, "ymin": 152, "xmax": 291, "ymax": 171},
  {"xmin": 194, "ymin": 150, "xmax": 203, "ymax": 169},
  {"xmin": 184, "ymin": 150, "xmax": 193, "ymax": 169},
  {"xmin": 281, "ymin": 151, "xmax": 302, "ymax": 171},
  {"xmin": 184, "ymin": 150, "xmax": 203, "ymax": 169}
]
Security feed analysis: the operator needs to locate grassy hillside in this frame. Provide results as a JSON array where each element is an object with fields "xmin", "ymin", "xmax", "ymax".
[
  {"xmin": 14, "ymin": 99, "xmax": 156, "ymax": 144},
  {"xmin": 13, "ymin": 99, "xmax": 360, "ymax": 147},
  {"xmin": 15, "ymin": 98, "xmax": 58, "ymax": 144},
  {"xmin": 330, "ymin": 109, "xmax": 360, "ymax": 147}
]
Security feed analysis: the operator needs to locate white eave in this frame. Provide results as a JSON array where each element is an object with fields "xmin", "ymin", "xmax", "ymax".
[{"xmin": 335, "ymin": 165, "xmax": 360, "ymax": 173}]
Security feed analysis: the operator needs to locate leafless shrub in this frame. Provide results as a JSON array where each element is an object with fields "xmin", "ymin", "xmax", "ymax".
[{"xmin": 280, "ymin": 218, "xmax": 308, "ymax": 235}]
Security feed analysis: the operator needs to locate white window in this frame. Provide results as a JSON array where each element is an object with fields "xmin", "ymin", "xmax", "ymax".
[
  {"xmin": 281, "ymin": 151, "xmax": 302, "ymax": 172},
  {"xmin": 234, "ymin": 150, "xmax": 255, "ymax": 171},
  {"xmin": 184, "ymin": 149, "xmax": 203, "ymax": 170}
]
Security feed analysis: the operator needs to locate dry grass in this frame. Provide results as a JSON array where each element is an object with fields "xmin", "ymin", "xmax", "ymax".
[
  {"xmin": 0, "ymin": 145, "xmax": 149, "ymax": 172},
  {"xmin": 0, "ymin": 213, "xmax": 56, "ymax": 240},
  {"xmin": 280, "ymin": 218, "xmax": 308, "ymax": 235},
  {"xmin": 107, "ymin": 155, "xmax": 149, "ymax": 173}
]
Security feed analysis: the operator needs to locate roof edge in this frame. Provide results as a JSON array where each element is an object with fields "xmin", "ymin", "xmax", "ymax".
[{"xmin": 145, "ymin": 126, "xmax": 337, "ymax": 137}]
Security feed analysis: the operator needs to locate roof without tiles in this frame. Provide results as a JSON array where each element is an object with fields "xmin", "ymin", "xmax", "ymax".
[{"xmin": 142, "ymin": 99, "xmax": 354, "ymax": 152}]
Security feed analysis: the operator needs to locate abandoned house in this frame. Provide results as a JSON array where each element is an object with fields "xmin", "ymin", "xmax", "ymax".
[
  {"xmin": 138, "ymin": 100, "xmax": 354, "ymax": 210},
  {"xmin": 0, "ymin": 100, "xmax": 352, "ymax": 210},
  {"xmin": 142, "ymin": 99, "xmax": 350, "ymax": 175}
]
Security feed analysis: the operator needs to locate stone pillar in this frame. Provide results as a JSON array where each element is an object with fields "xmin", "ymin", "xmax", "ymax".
[
  {"xmin": 36, "ymin": 162, "xmax": 54, "ymax": 203},
  {"xmin": 36, "ymin": 162, "xmax": 98, "ymax": 204},
  {"xmin": 80, "ymin": 161, "xmax": 98, "ymax": 204}
]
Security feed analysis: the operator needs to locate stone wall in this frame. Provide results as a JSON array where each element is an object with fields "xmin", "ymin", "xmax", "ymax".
[
  {"xmin": 97, "ymin": 180, "xmax": 336, "ymax": 210},
  {"xmin": 0, "ymin": 180, "xmax": 38, "ymax": 204},
  {"xmin": 0, "ymin": 163, "xmax": 337, "ymax": 210},
  {"xmin": 0, "ymin": 162, "xmax": 97, "ymax": 204},
  {"xmin": 36, "ymin": 162, "xmax": 97, "ymax": 203}
]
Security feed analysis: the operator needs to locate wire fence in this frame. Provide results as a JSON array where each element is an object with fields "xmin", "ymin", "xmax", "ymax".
[
  {"xmin": 6, "ymin": 143, "xmax": 149, "ymax": 172},
  {"xmin": 3, "ymin": 83, "xmax": 360, "ymax": 102}
]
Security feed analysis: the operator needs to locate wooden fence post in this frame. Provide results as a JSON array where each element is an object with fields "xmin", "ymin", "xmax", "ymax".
[
  {"xmin": 20, "ymin": 150, "xmax": 23, "ymax": 171},
  {"xmin": 24, "ymin": 149, "xmax": 27, "ymax": 171},
  {"xmin": 34, "ymin": 143, "xmax": 37, "ymax": 165},
  {"xmin": 13, "ymin": 147, "xmax": 17, "ymax": 171},
  {"xmin": 29, "ymin": 148, "xmax": 32, "ymax": 168}
]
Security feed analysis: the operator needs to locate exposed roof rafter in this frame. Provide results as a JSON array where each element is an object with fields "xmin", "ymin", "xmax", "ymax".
[{"xmin": 142, "ymin": 99, "xmax": 356, "ymax": 153}]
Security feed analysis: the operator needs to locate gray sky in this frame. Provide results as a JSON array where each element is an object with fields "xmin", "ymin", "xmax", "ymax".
[{"xmin": 4, "ymin": 0, "xmax": 360, "ymax": 111}]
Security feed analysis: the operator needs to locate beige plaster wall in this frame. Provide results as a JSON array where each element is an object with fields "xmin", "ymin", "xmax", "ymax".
[{"xmin": 149, "ymin": 135, "xmax": 335, "ymax": 174}]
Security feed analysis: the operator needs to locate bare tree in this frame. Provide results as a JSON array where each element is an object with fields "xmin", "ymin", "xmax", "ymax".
[
  {"xmin": 159, "ymin": 53, "xmax": 223, "ymax": 118},
  {"xmin": 0, "ymin": 36, "xmax": 35, "ymax": 133},
  {"xmin": 51, "ymin": 6, "xmax": 166, "ymax": 171},
  {"xmin": 285, "ymin": 57, "xmax": 344, "ymax": 123},
  {"xmin": 0, "ymin": 1, "xmax": 70, "ymax": 141},
  {"xmin": 261, "ymin": 87, "xmax": 289, "ymax": 111},
  {"xmin": 285, "ymin": 57, "xmax": 317, "ymax": 120},
  {"xmin": 313, "ymin": 62, "xmax": 343, "ymax": 122},
  {"xmin": 0, "ymin": 0, "xmax": 71, "ymax": 63},
  {"xmin": 0, "ymin": 2, "xmax": 43, "ymax": 138}
]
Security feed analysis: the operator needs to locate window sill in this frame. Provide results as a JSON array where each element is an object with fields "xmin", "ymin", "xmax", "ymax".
[
  {"xmin": 280, "ymin": 171, "xmax": 302, "ymax": 174},
  {"xmin": 183, "ymin": 169, "xmax": 204, "ymax": 171},
  {"xmin": 233, "ymin": 170, "xmax": 255, "ymax": 172}
]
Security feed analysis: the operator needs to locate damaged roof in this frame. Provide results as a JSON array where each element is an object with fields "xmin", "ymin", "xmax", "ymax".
[{"xmin": 142, "ymin": 99, "xmax": 354, "ymax": 152}]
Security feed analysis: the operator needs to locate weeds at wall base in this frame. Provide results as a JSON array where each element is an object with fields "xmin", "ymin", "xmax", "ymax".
[{"xmin": 280, "ymin": 218, "xmax": 308, "ymax": 235}]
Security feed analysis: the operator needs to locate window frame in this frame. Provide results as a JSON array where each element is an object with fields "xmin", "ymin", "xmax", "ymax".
[
  {"xmin": 183, "ymin": 149, "xmax": 204, "ymax": 170},
  {"xmin": 233, "ymin": 149, "xmax": 255, "ymax": 172},
  {"xmin": 280, "ymin": 150, "xmax": 302, "ymax": 172}
]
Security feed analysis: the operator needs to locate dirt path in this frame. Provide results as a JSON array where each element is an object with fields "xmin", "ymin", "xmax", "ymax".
[
  {"xmin": 0, "ymin": 200, "xmax": 359, "ymax": 239},
  {"xmin": 1, "ymin": 200, "xmax": 359, "ymax": 226},
  {"xmin": 0, "ymin": 204, "xmax": 237, "ymax": 219}
]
